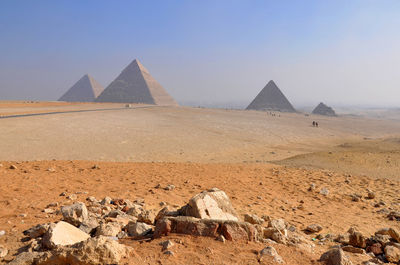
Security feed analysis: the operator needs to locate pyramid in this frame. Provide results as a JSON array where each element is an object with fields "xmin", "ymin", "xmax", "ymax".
[
  {"xmin": 59, "ymin": 74, "xmax": 104, "ymax": 102},
  {"xmin": 312, "ymin": 102, "xmax": 337, "ymax": 116},
  {"xmin": 246, "ymin": 80, "xmax": 296, "ymax": 112},
  {"xmin": 95, "ymin": 59, "xmax": 177, "ymax": 105}
]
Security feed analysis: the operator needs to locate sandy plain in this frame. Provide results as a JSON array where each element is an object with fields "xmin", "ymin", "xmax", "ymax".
[{"xmin": 0, "ymin": 101, "xmax": 399, "ymax": 264}]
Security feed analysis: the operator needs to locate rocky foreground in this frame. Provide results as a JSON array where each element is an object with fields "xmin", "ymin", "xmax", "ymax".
[
  {"xmin": 0, "ymin": 161, "xmax": 399, "ymax": 264},
  {"xmin": 0, "ymin": 187, "xmax": 399, "ymax": 265}
]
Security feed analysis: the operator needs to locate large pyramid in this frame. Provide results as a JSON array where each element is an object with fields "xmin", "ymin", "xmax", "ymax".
[
  {"xmin": 312, "ymin": 102, "xmax": 337, "ymax": 116},
  {"xmin": 246, "ymin": 80, "xmax": 296, "ymax": 112},
  {"xmin": 59, "ymin": 74, "xmax": 104, "ymax": 102},
  {"xmin": 95, "ymin": 59, "xmax": 177, "ymax": 105}
]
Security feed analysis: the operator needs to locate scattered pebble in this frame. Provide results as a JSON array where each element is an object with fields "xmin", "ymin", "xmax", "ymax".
[{"xmin": 164, "ymin": 184, "xmax": 175, "ymax": 191}]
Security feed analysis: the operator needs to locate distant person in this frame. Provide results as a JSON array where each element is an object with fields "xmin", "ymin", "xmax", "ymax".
[
  {"xmin": 312, "ymin": 121, "xmax": 316, "ymax": 127},
  {"xmin": 316, "ymin": 122, "xmax": 319, "ymax": 127}
]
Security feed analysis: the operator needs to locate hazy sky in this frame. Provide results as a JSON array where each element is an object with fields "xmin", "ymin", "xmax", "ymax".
[{"xmin": 0, "ymin": 0, "xmax": 399, "ymax": 107}]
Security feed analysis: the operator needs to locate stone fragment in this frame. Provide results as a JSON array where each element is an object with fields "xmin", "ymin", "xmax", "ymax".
[
  {"xmin": 101, "ymin": 196, "xmax": 112, "ymax": 205},
  {"xmin": 164, "ymin": 184, "xmax": 175, "ymax": 191},
  {"xmin": 259, "ymin": 246, "xmax": 284, "ymax": 263},
  {"xmin": 137, "ymin": 210, "xmax": 155, "ymax": 225},
  {"xmin": 342, "ymin": 245, "xmax": 365, "ymax": 254},
  {"xmin": 23, "ymin": 223, "xmax": 50, "ymax": 238},
  {"xmin": 268, "ymin": 219, "xmax": 287, "ymax": 231},
  {"xmin": 154, "ymin": 216, "xmax": 257, "ymax": 241},
  {"xmin": 127, "ymin": 221, "xmax": 153, "ymax": 237},
  {"xmin": 9, "ymin": 164, "xmax": 17, "ymax": 170},
  {"xmin": 305, "ymin": 224, "xmax": 323, "ymax": 233},
  {"xmin": 182, "ymin": 188, "xmax": 239, "ymax": 221},
  {"xmin": 366, "ymin": 190, "xmax": 375, "ymax": 199},
  {"xmin": 366, "ymin": 243, "xmax": 383, "ymax": 255},
  {"xmin": 384, "ymin": 245, "xmax": 400, "ymax": 263},
  {"xmin": 0, "ymin": 230, "xmax": 5, "ymax": 236},
  {"xmin": 42, "ymin": 221, "xmax": 90, "ymax": 249},
  {"xmin": 155, "ymin": 206, "xmax": 180, "ymax": 224},
  {"xmin": 61, "ymin": 202, "xmax": 88, "ymax": 226},
  {"xmin": 319, "ymin": 248, "xmax": 353, "ymax": 265},
  {"xmin": 375, "ymin": 228, "xmax": 390, "ymax": 236},
  {"xmin": 389, "ymin": 228, "xmax": 400, "ymax": 243},
  {"xmin": 160, "ymin": 240, "xmax": 174, "ymax": 251},
  {"xmin": 44, "ymin": 236, "xmax": 132, "ymax": 265},
  {"xmin": 221, "ymin": 221, "xmax": 257, "ymax": 241},
  {"xmin": 349, "ymin": 231, "xmax": 367, "ymax": 248},
  {"xmin": 95, "ymin": 222, "xmax": 121, "ymax": 237},
  {"xmin": 7, "ymin": 251, "xmax": 47, "ymax": 265},
  {"xmin": 244, "ymin": 213, "xmax": 264, "ymax": 225},
  {"xmin": 78, "ymin": 217, "xmax": 99, "ymax": 234}
]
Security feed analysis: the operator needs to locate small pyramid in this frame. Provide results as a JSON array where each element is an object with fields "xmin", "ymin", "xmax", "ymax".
[
  {"xmin": 95, "ymin": 59, "xmax": 177, "ymax": 105},
  {"xmin": 312, "ymin": 102, "xmax": 337, "ymax": 116},
  {"xmin": 246, "ymin": 80, "xmax": 296, "ymax": 112},
  {"xmin": 59, "ymin": 74, "xmax": 104, "ymax": 102}
]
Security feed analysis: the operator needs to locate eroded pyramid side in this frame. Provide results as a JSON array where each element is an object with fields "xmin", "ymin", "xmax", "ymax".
[
  {"xmin": 95, "ymin": 59, "xmax": 177, "ymax": 105},
  {"xmin": 59, "ymin": 74, "xmax": 104, "ymax": 102},
  {"xmin": 246, "ymin": 80, "xmax": 296, "ymax": 112}
]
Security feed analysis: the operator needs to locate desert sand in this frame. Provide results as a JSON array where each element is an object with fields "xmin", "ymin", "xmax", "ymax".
[{"xmin": 0, "ymin": 102, "xmax": 400, "ymax": 264}]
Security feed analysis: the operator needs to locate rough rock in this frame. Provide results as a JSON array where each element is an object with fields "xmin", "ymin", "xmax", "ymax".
[
  {"xmin": 164, "ymin": 184, "xmax": 175, "ymax": 191},
  {"xmin": 342, "ymin": 245, "xmax": 365, "ymax": 254},
  {"xmin": 366, "ymin": 190, "xmax": 375, "ymax": 199},
  {"xmin": 95, "ymin": 222, "xmax": 121, "ymax": 237},
  {"xmin": 160, "ymin": 240, "xmax": 174, "ymax": 251},
  {"xmin": 127, "ymin": 221, "xmax": 153, "ymax": 236},
  {"xmin": 42, "ymin": 221, "xmax": 90, "ymax": 249},
  {"xmin": 366, "ymin": 243, "xmax": 383, "ymax": 255},
  {"xmin": 305, "ymin": 224, "xmax": 323, "ymax": 233},
  {"xmin": 61, "ymin": 202, "xmax": 88, "ymax": 226},
  {"xmin": 137, "ymin": 210, "xmax": 155, "ymax": 225},
  {"xmin": 23, "ymin": 224, "xmax": 50, "ymax": 238},
  {"xmin": 268, "ymin": 219, "xmax": 287, "ymax": 232},
  {"xmin": 244, "ymin": 214, "xmax": 264, "ymax": 225},
  {"xmin": 181, "ymin": 188, "xmax": 239, "ymax": 221},
  {"xmin": 375, "ymin": 228, "xmax": 390, "ymax": 236},
  {"xmin": 154, "ymin": 216, "xmax": 257, "ymax": 241},
  {"xmin": 100, "ymin": 197, "xmax": 112, "ymax": 205},
  {"xmin": 0, "ymin": 245, "xmax": 8, "ymax": 258},
  {"xmin": 155, "ymin": 206, "xmax": 180, "ymax": 224},
  {"xmin": 259, "ymin": 246, "xmax": 284, "ymax": 263},
  {"xmin": 0, "ymin": 230, "xmax": 5, "ymax": 236},
  {"xmin": 78, "ymin": 217, "xmax": 99, "ymax": 234},
  {"xmin": 384, "ymin": 245, "xmax": 400, "ymax": 263},
  {"xmin": 349, "ymin": 231, "xmax": 367, "ymax": 248},
  {"xmin": 7, "ymin": 251, "xmax": 48, "ymax": 265},
  {"xmin": 319, "ymin": 248, "xmax": 353, "ymax": 265},
  {"xmin": 389, "ymin": 228, "xmax": 400, "ymax": 243},
  {"xmin": 42, "ymin": 236, "xmax": 132, "ymax": 265}
]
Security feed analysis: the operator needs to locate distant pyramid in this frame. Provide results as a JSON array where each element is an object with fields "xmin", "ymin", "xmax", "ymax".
[
  {"xmin": 95, "ymin": 59, "xmax": 177, "ymax": 105},
  {"xmin": 312, "ymin": 102, "xmax": 337, "ymax": 116},
  {"xmin": 246, "ymin": 80, "xmax": 296, "ymax": 112},
  {"xmin": 59, "ymin": 74, "xmax": 104, "ymax": 102}
]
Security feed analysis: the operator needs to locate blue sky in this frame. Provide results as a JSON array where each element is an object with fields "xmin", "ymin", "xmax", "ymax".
[{"xmin": 0, "ymin": 0, "xmax": 399, "ymax": 107}]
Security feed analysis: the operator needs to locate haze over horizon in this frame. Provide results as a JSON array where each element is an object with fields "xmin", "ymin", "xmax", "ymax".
[{"xmin": 1, "ymin": 0, "xmax": 400, "ymax": 108}]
